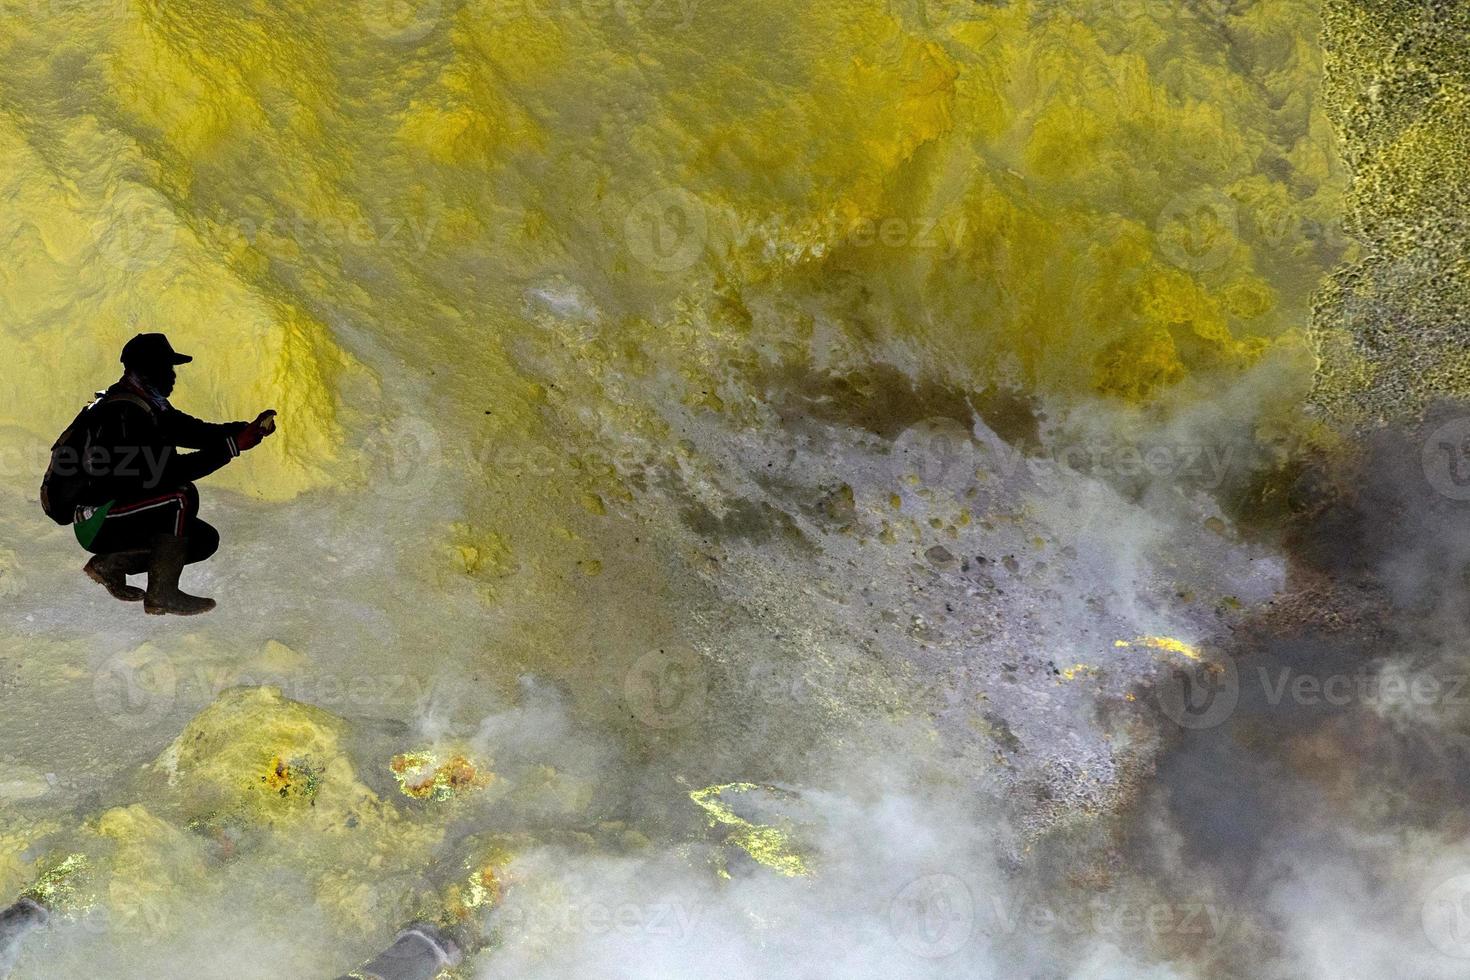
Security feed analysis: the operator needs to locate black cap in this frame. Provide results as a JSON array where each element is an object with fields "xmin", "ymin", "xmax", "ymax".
[{"xmin": 120, "ymin": 333, "xmax": 192, "ymax": 370}]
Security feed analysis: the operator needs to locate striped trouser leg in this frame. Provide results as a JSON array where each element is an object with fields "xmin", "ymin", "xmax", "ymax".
[{"xmin": 105, "ymin": 488, "xmax": 191, "ymax": 537}]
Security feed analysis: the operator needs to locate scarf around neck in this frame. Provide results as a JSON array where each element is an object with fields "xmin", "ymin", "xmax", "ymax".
[{"xmin": 120, "ymin": 371, "xmax": 172, "ymax": 412}]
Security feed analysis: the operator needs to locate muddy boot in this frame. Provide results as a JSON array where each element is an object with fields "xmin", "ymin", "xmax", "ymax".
[
  {"xmin": 0, "ymin": 897, "xmax": 48, "ymax": 975},
  {"xmin": 143, "ymin": 535, "xmax": 216, "ymax": 616},
  {"xmin": 83, "ymin": 550, "xmax": 147, "ymax": 602},
  {"xmin": 333, "ymin": 923, "xmax": 461, "ymax": 980}
]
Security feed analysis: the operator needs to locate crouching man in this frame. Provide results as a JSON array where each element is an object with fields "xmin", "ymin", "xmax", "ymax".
[{"xmin": 43, "ymin": 333, "xmax": 277, "ymax": 616}]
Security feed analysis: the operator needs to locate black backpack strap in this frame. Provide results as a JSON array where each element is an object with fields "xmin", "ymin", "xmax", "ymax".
[{"xmin": 100, "ymin": 391, "xmax": 155, "ymax": 415}]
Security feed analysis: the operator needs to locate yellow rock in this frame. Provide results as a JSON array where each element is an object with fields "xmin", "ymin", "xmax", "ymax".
[
  {"xmin": 153, "ymin": 686, "xmax": 359, "ymax": 819},
  {"xmin": 444, "ymin": 524, "xmax": 517, "ymax": 581},
  {"xmin": 389, "ymin": 749, "xmax": 494, "ymax": 802},
  {"xmin": 246, "ymin": 639, "xmax": 310, "ymax": 675},
  {"xmin": 97, "ymin": 805, "xmax": 209, "ymax": 933}
]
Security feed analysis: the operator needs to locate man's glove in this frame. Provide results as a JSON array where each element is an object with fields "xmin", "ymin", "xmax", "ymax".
[{"xmin": 235, "ymin": 410, "xmax": 278, "ymax": 452}]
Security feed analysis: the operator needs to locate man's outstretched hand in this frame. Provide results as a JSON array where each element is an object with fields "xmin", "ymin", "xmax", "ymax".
[{"xmin": 237, "ymin": 410, "xmax": 278, "ymax": 452}]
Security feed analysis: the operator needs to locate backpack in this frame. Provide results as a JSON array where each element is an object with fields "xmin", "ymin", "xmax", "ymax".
[{"xmin": 39, "ymin": 391, "xmax": 153, "ymax": 525}]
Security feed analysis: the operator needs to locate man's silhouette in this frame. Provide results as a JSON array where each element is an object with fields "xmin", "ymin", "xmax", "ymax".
[{"xmin": 72, "ymin": 333, "xmax": 276, "ymax": 615}]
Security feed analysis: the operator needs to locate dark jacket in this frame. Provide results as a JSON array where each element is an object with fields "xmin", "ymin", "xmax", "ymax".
[{"xmin": 82, "ymin": 381, "xmax": 249, "ymax": 505}]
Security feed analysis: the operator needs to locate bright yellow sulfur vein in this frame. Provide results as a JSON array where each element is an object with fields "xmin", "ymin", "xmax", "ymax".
[
  {"xmin": 689, "ymin": 783, "xmax": 811, "ymax": 879},
  {"xmin": 1113, "ymin": 636, "xmax": 1203, "ymax": 661}
]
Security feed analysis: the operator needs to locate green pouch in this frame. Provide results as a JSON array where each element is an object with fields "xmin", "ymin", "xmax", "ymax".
[{"xmin": 73, "ymin": 500, "xmax": 115, "ymax": 550}]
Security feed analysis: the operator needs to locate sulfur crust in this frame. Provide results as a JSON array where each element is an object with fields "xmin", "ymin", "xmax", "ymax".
[
  {"xmin": 1311, "ymin": 0, "xmax": 1470, "ymax": 425},
  {"xmin": 0, "ymin": 0, "xmax": 1404, "ymax": 965},
  {"xmin": 1, "ymin": 0, "xmax": 1346, "ymax": 490}
]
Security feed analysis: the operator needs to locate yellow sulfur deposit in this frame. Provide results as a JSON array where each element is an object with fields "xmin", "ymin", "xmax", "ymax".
[
  {"xmin": 0, "ymin": 0, "xmax": 1350, "ymax": 515},
  {"xmin": 1312, "ymin": 0, "xmax": 1470, "ymax": 423},
  {"xmin": 155, "ymin": 686, "xmax": 355, "ymax": 817},
  {"xmin": 21, "ymin": 853, "xmax": 92, "ymax": 916},
  {"xmin": 95, "ymin": 804, "xmax": 213, "ymax": 936},
  {"xmin": 0, "ymin": 685, "xmax": 502, "ymax": 967},
  {"xmin": 690, "ymin": 783, "xmax": 811, "ymax": 879},
  {"xmin": 0, "ymin": 0, "xmax": 1422, "ymax": 973},
  {"xmin": 389, "ymin": 750, "xmax": 494, "ymax": 802},
  {"xmin": 1113, "ymin": 636, "xmax": 1203, "ymax": 661}
]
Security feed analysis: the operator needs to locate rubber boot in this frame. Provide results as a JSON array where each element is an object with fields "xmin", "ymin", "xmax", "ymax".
[
  {"xmin": 333, "ymin": 924, "xmax": 461, "ymax": 980},
  {"xmin": 143, "ymin": 535, "xmax": 216, "ymax": 616},
  {"xmin": 0, "ymin": 897, "xmax": 47, "ymax": 977},
  {"xmin": 83, "ymin": 550, "xmax": 148, "ymax": 602}
]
